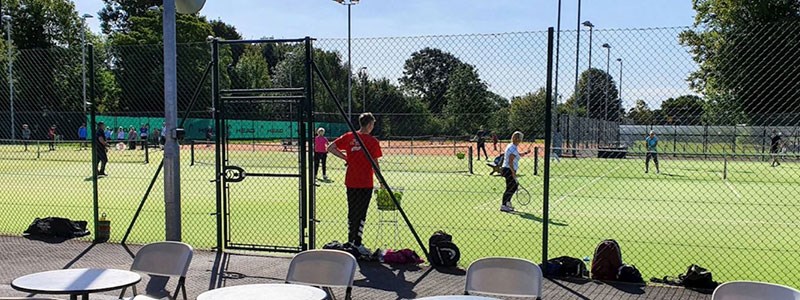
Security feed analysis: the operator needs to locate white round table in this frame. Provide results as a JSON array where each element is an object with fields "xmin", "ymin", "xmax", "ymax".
[
  {"xmin": 416, "ymin": 296, "xmax": 501, "ymax": 300},
  {"xmin": 197, "ymin": 284, "xmax": 327, "ymax": 300},
  {"xmin": 11, "ymin": 268, "xmax": 141, "ymax": 300}
]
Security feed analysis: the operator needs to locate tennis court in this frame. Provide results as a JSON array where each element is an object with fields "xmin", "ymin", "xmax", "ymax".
[{"xmin": 0, "ymin": 140, "xmax": 798, "ymax": 287}]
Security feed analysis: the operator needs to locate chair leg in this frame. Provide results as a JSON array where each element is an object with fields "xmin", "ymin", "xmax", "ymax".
[
  {"xmin": 118, "ymin": 287, "xmax": 127, "ymax": 299},
  {"xmin": 345, "ymin": 287, "xmax": 352, "ymax": 300}
]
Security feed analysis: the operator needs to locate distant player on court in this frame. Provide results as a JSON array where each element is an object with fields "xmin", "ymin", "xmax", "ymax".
[
  {"xmin": 21, "ymin": 124, "xmax": 31, "ymax": 151},
  {"xmin": 500, "ymin": 131, "xmax": 531, "ymax": 213},
  {"xmin": 475, "ymin": 127, "xmax": 489, "ymax": 161},
  {"xmin": 78, "ymin": 123, "xmax": 88, "ymax": 150},
  {"xmin": 315, "ymin": 127, "xmax": 330, "ymax": 182},
  {"xmin": 328, "ymin": 113, "xmax": 383, "ymax": 255},
  {"xmin": 645, "ymin": 130, "xmax": 660, "ymax": 174},
  {"xmin": 771, "ymin": 130, "xmax": 783, "ymax": 167},
  {"xmin": 95, "ymin": 122, "xmax": 109, "ymax": 177}
]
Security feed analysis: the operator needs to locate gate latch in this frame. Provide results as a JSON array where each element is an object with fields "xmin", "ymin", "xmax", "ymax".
[{"xmin": 224, "ymin": 165, "xmax": 246, "ymax": 182}]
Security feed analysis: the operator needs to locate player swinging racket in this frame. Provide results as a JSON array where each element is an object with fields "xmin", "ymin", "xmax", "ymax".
[
  {"xmin": 645, "ymin": 130, "xmax": 660, "ymax": 174},
  {"xmin": 500, "ymin": 131, "xmax": 531, "ymax": 213}
]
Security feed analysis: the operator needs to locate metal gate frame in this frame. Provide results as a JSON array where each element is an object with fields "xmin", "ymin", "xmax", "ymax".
[{"xmin": 212, "ymin": 37, "xmax": 316, "ymax": 253}]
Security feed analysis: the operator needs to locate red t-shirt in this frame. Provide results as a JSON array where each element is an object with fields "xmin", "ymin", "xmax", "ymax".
[{"xmin": 333, "ymin": 132, "xmax": 382, "ymax": 188}]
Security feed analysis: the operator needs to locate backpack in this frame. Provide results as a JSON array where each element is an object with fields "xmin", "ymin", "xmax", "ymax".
[
  {"xmin": 591, "ymin": 239, "xmax": 623, "ymax": 280},
  {"xmin": 680, "ymin": 264, "xmax": 718, "ymax": 289},
  {"xmin": 428, "ymin": 231, "xmax": 460, "ymax": 267},
  {"xmin": 23, "ymin": 217, "xmax": 90, "ymax": 238},
  {"xmin": 617, "ymin": 264, "xmax": 643, "ymax": 283},
  {"xmin": 543, "ymin": 256, "xmax": 586, "ymax": 277}
]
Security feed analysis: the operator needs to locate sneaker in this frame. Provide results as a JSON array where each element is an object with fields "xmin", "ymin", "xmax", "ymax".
[
  {"xmin": 356, "ymin": 244, "xmax": 372, "ymax": 256},
  {"xmin": 500, "ymin": 204, "xmax": 515, "ymax": 213},
  {"xmin": 323, "ymin": 176, "xmax": 330, "ymax": 181}
]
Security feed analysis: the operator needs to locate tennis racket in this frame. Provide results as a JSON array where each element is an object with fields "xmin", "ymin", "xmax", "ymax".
[{"xmin": 514, "ymin": 180, "xmax": 532, "ymax": 206}]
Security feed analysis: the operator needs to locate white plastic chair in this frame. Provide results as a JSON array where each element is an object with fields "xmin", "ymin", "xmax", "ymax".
[
  {"xmin": 286, "ymin": 249, "xmax": 357, "ymax": 300},
  {"xmin": 120, "ymin": 241, "xmax": 194, "ymax": 300},
  {"xmin": 712, "ymin": 281, "xmax": 800, "ymax": 300},
  {"xmin": 465, "ymin": 257, "xmax": 543, "ymax": 299}
]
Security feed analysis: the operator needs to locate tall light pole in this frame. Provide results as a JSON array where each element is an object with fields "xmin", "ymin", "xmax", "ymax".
[
  {"xmin": 617, "ymin": 58, "xmax": 622, "ymax": 121},
  {"xmin": 602, "ymin": 43, "xmax": 611, "ymax": 121},
  {"xmin": 358, "ymin": 67, "xmax": 367, "ymax": 112},
  {"xmin": 583, "ymin": 21, "xmax": 594, "ymax": 121},
  {"xmin": 333, "ymin": 0, "xmax": 360, "ymax": 122},
  {"xmin": 81, "ymin": 14, "xmax": 93, "ymax": 114},
  {"xmin": 3, "ymin": 15, "xmax": 13, "ymax": 140},
  {"xmin": 161, "ymin": 0, "xmax": 181, "ymax": 242},
  {"xmin": 572, "ymin": 0, "xmax": 582, "ymax": 116}
]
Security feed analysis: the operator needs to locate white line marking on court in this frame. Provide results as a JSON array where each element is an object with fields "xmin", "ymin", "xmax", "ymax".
[
  {"xmin": 717, "ymin": 170, "xmax": 743, "ymax": 199},
  {"xmin": 555, "ymin": 211, "xmax": 799, "ymax": 227},
  {"xmin": 553, "ymin": 164, "xmax": 624, "ymax": 207}
]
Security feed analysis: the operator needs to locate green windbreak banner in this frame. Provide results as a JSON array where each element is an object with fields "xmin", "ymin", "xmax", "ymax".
[{"xmin": 87, "ymin": 115, "xmax": 348, "ymax": 140}]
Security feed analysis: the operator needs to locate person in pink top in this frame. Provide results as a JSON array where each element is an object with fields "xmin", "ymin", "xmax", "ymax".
[{"xmin": 314, "ymin": 127, "xmax": 330, "ymax": 181}]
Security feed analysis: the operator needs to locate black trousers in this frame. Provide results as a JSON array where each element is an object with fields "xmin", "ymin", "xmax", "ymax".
[
  {"xmin": 347, "ymin": 188, "xmax": 373, "ymax": 246},
  {"xmin": 96, "ymin": 149, "xmax": 108, "ymax": 174},
  {"xmin": 314, "ymin": 152, "xmax": 328, "ymax": 177},
  {"xmin": 501, "ymin": 167, "xmax": 518, "ymax": 205},
  {"xmin": 477, "ymin": 142, "xmax": 488, "ymax": 160},
  {"xmin": 646, "ymin": 152, "xmax": 659, "ymax": 171}
]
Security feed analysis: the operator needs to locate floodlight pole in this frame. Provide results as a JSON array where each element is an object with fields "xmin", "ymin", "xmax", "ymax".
[
  {"xmin": 4, "ymin": 15, "xmax": 14, "ymax": 140},
  {"xmin": 348, "ymin": 4, "xmax": 352, "ymax": 122},
  {"xmin": 81, "ymin": 14, "xmax": 93, "ymax": 114},
  {"xmin": 162, "ymin": 0, "xmax": 181, "ymax": 242},
  {"xmin": 573, "ymin": 0, "xmax": 581, "ymax": 116},
  {"xmin": 617, "ymin": 58, "xmax": 623, "ymax": 121},
  {"xmin": 602, "ymin": 43, "xmax": 611, "ymax": 122}
]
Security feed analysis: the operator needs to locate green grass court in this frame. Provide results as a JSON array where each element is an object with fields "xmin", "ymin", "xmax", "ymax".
[{"xmin": 0, "ymin": 144, "xmax": 798, "ymax": 287}]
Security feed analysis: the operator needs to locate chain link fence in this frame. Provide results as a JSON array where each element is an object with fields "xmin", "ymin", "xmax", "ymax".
[{"xmin": 0, "ymin": 21, "xmax": 798, "ymax": 288}]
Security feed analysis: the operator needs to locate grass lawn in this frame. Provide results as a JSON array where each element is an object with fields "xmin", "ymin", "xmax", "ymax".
[{"xmin": 0, "ymin": 144, "xmax": 798, "ymax": 288}]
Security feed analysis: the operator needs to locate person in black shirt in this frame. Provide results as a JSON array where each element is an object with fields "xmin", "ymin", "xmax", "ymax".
[
  {"xmin": 771, "ymin": 130, "xmax": 783, "ymax": 167},
  {"xmin": 205, "ymin": 126, "xmax": 214, "ymax": 148},
  {"xmin": 475, "ymin": 127, "xmax": 489, "ymax": 161},
  {"xmin": 96, "ymin": 122, "xmax": 109, "ymax": 176}
]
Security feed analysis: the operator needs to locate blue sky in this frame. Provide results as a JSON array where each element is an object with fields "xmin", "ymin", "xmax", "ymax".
[
  {"xmin": 73, "ymin": 1, "xmax": 701, "ymax": 108},
  {"xmin": 75, "ymin": 0, "xmax": 697, "ymax": 39}
]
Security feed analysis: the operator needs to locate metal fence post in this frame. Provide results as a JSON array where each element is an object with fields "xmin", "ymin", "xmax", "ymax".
[
  {"xmin": 468, "ymin": 146, "xmax": 473, "ymax": 175},
  {"xmin": 534, "ymin": 147, "xmax": 540, "ymax": 176},
  {"xmin": 542, "ymin": 27, "xmax": 554, "ymax": 274},
  {"xmin": 88, "ymin": 44, "xmax": 100, "ymax": 242}
]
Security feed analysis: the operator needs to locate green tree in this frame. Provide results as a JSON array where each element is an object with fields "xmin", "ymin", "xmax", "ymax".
[
  {"xmin": 626, "ymin": 99, "xmax": 654, "ymax": 125},
  {"xmin": 679, "ymin": 0, "xmax": 800, "ymax": 125},
  {"xmin": 564, "ymin": 68, "xmax": 621, "ymax": 121},
  {"xmin": 99, "ymin": 1, "xmax": 214, "ymax": 113},
  {"xmin": 210, "ymin": 20, "xmax": 244, "ymax": 65},
  {"xmin": 399, "ymin": 48, "xmax": 465, "ymax": 115},
  {"xmin": 661, "ymin": 95, "xmax": 705, "ymax": 125},
  {"xmin": 509, "ymin": 89, "xmax": 547, "ymax": 139},
  {"xmin": 0, "ymin": 0, "xmax": 86, "ymax": 117},
  {"xmin": 442, "ymin": 64, "xmax": 491, "ymax": 135}
]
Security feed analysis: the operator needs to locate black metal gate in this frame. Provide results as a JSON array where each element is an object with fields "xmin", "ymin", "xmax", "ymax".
[{"xmin": 212, "ymin": 38, "xmax": 315, "ymax": 252}]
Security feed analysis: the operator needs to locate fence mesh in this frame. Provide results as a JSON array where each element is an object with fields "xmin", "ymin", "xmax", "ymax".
[{"xmin": 0, "ymin": 21, "xmax": 798, "ymax": 288}]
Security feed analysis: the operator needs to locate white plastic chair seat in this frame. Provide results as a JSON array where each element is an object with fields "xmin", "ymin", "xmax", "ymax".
[
  {"xmin": 121, "ymin": 241, "xmax": 194, "ymax": 300},
  {"xmin": 286, "ymin": 249, "xmax": 357, "ymax": 300},
  {"xmin": 465, "ymin": 257, "xmax": 543, "ymax": 299},
  {"xmin": 712, "ymin": 281, "xmax": 800, "ymax": 300}
]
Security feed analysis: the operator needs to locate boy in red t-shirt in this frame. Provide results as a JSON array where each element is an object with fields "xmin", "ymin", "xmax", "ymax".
[{"xmin": 328, "ymin": 113, "xmax": 383, "ymax": 252}]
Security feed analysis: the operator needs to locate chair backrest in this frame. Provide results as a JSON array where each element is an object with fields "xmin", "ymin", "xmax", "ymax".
[
  {"xmin": 465, "ymin": 257, "xmax": 543, "ymax": 298},
  {"xmin": 712, "ymin": 281, "xmax": 800, "ymax": 300},
  {"xmin": 286, "ymin": 249, "xmax": 357, "ymax": 288},
  {"xmin": 131, "ymin": 241, "xmax": 194, "ymax": 277}
]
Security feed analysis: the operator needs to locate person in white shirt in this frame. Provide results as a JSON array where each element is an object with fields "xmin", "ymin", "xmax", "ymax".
[{"xmin": 500, "ymin": 131, "xmax": 531, "ymax": 213}]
